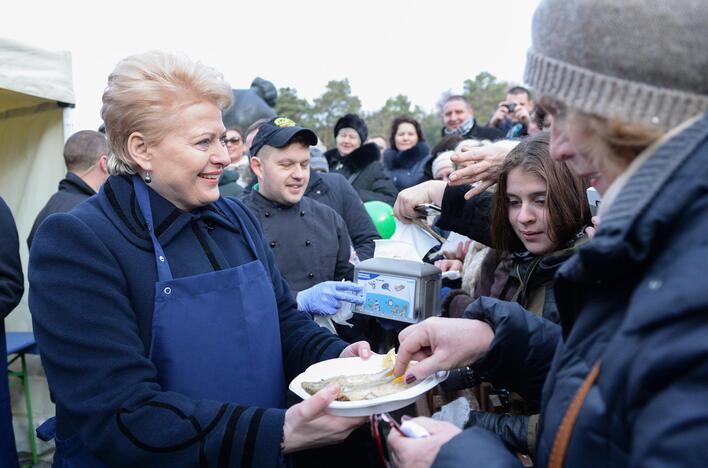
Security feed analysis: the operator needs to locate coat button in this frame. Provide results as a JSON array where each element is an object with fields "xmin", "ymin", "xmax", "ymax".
[
  {"xmin": 316, "ymin": 190, "xmax": 321, "ymax": 195},
  {"xmin": 648, "ymin": 279, "xmax": 662, "ymax": 290},
  {"xmin": 265, "ymin": 211, "xmax": 271, "ymax": 217},
  {"xmin": 300, "ymin": 211, "xmax": 305, "ymax": 217},
  {"xmin": 308, "ymin": 272, "xmax": 314, "ymax": 278},
  {"xmin": 305, "ymin": 240, "xmax": 311, "ymax": 246},
  {"xmin": 270, "ymin": 241, "xmax": 276, "ymax": 248}
]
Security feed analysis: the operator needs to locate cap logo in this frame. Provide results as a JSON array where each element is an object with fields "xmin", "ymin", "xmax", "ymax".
[{"xmin": 274, "ymin": 117, "xmax": 296, "ymax": 128}]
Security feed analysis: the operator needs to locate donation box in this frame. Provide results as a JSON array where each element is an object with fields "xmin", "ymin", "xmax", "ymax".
[{"xmin": 353, "ymin": 258, "xmax": 441, "ymax": 324}]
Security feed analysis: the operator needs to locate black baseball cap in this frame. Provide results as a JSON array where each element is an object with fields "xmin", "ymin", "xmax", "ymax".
[{"xmin": 249, "ymin": 117, "xmax": 318, "ymax": 157}]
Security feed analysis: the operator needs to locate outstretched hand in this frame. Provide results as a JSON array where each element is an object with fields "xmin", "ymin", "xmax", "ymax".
[{"xmin": 394, "ymin": 317, "xmax": 494, "ymax": 383}]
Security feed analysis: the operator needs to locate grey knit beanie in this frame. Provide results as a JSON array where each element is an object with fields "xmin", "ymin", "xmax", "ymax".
[{"xmin": 524, "ymin": 0, "xmax": 708, "ymax": 129}]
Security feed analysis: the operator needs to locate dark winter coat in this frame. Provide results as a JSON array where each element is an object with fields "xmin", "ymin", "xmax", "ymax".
[
  {"xmin": 0, "ymin": 197, "xmax": 23, "ymax": 319},
  {"xmin": 440, "ymin": 118, "xmax": 506, "ymax": 141},
  {"xmin": 434, "ymin": 114, "xmax": 708, "ymax": 467},
  {"xmin": 218, "ymin": 167, "xmax": 244, "ymax": 198},
  {"xmin": 28, "ymin": 175, "xmax": 347, "ymax": 467},
  {"xmin": 0, "ymin": 197, "xmax": 22, "ymax": 468},
  {"xmin": 27, "ymin": 172, "xmax": 95, "ymax": 249},
  {"xmin": 324, "ymin": 143, "xmax": 398, "ymax": 205},
  {"xmin": 240, "ymin": 190, "xmax": 354, "ymax": 293},
  {"xmin": 305, "ymin": 171, "xmax": 379, "ymax": 261},
  {"xmin": 383, "ymin": 142, "xmax": 432, "ymax": 191},
  {"xmin": 445, "ymin": 237, "xmax": 587, "ymax": 323}
]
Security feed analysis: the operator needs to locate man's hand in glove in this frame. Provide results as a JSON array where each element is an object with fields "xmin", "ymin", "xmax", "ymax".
[{"xmin": 296, "ymin": 281, "xmax": 364, "ymax": 316}]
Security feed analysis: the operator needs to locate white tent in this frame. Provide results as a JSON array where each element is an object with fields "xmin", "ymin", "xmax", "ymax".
[
  {"xmin": 0, "ymin": 37, "xmax": 75, "ymax": 331},
  {"xmin": 0, "ymin": 37, "xmax": 74, "ymax": 456}
]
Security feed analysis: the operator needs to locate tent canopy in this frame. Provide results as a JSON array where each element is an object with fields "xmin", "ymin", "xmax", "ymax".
[
  {"xmin": 0, "ymin": 37, "xmax": 75, "ymax": 331},
  {"xmin": 0, "ymin": 37, "xmax": 74, "ymax": 112}
]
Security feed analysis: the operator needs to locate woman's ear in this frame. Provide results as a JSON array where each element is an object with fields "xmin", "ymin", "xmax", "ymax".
[{"xmin": 127, "ymin": 132, "xmax": 151, "ymax": 172}]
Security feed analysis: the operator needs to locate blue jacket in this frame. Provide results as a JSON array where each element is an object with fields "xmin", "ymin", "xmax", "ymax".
[
  {"xmin": 435, "ymin": 114, "xmax": 708, "ymax": 467},
  {"xmin": 28, "ymin": 175, "xmax": 347, "ymax": 467},
  {"xmin": 383, "ymin": 142, "xmax": 432, "ymax": 191}
]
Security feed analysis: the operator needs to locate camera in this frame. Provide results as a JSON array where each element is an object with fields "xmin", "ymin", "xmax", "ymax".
[{"xmin": 503, "ymin": 102, "xmax": 517, "ymax": 113}]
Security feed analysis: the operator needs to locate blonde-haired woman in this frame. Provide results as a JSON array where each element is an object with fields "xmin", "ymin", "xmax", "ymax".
[
  {"xmin": 388, "ymin": 0, "xmax": 708, "ymax": 466},
  {"xmin": 29, "ymin": 51, "xmax": 368, "ymax": 467}
]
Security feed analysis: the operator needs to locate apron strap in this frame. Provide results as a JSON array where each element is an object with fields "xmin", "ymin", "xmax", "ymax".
[
  {"xmin": 132, "ymin": 175, "xmax": 174, "ymax": 282},
  {"xmin": 213, "ymin": 198, "xmax": 262, "ymax": 262},
  {"xmin": 548, "ymin": 360, "xmax": 602, "ymax": 468}
]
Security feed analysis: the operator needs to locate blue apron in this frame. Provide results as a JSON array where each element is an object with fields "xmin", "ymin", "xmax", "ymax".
[{"xmin": 50, "ymin": 176, "xmax": 285, "ymax": 466}]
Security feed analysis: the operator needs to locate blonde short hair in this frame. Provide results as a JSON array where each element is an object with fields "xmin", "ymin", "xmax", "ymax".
[{"xmin": 101, "ymin": 51, "xmax": 233, "ymax": 175}]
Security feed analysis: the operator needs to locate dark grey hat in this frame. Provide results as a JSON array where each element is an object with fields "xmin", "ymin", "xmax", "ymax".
[
  {"xmin": 524, "ymin": 0, "xmax": 708, "ymax": 129},
  {"xmin": 334, "ymin": 114, "xmax": 368, "ymax": 142},
  {"xmin": 250, "ymin": 117, "xmax": 318, "ymax": 157}
]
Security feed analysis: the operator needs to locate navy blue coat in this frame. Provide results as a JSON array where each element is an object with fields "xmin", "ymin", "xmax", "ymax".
[
  {"xmin": 383, "ymin": 142, "xmax": 432, "ymax": 191},
  {"xmin": 435, "ymin": 114, "xmax": 708, "ymax": 467},
  {"xmin": 28, "ymin": 175, "xmax": 347, "ymax": 467}
]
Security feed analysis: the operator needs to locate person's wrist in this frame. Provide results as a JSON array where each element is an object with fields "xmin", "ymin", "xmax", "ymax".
[{"xmin": 281, "ymin": 410, "xmax": 294, "ymax": 454}]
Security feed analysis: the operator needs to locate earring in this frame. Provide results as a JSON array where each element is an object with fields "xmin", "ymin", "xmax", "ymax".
[{"xmin": 144, "ymin": 171, "xmax": 152, "ymax": 184}]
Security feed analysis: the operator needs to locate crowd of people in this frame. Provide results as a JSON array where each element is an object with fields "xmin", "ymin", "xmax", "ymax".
[{"xmin": 1, "ymin": 0, "xmax": 707, "ymax": 466}]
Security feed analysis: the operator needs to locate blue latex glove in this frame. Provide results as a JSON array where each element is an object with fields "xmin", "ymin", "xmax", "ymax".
[{"xmin": 296, "ymin": 281, "xmax": 364, "ymax": 316}]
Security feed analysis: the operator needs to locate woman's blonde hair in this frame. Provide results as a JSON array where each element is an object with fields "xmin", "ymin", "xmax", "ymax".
[{"xmin": 101, "ymin": 51, "xmax": 233, "ymax": 175}]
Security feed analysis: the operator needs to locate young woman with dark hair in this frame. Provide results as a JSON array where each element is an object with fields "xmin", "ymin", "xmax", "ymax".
[
  {"xmin": 383, "ymin": 115, "xmax": 432, "ymax": 191},
  {"xmin": 443, "ymin": 131, "xmax": 591, "ymax": 323}
]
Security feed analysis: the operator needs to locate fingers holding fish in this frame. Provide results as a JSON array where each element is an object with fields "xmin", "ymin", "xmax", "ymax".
[{"xmin": 282, "ymin": 383, "xmax": 367, "ymax": 453}]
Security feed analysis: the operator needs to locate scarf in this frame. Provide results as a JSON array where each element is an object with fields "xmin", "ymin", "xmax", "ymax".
[{"xmin": 443, "ymin": 117, "xmax": 475, "ymax": 137}]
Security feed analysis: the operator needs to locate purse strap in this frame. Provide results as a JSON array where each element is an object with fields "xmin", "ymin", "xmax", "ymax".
[{"xmin": 548, "ymin": 361, "xmax": 602, "ymax": 468}]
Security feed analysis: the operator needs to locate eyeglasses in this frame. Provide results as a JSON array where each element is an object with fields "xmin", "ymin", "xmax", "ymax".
[{"xmin": 224, "ymin": 137, "xmax": 241, "ymax": 145}]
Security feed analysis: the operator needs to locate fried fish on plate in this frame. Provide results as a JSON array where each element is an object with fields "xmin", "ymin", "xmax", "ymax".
[{"xmin": 301, "ymin": 349, "xmax": 415, "ymax": 401}]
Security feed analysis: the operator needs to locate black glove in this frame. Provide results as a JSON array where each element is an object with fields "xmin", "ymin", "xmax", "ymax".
[{"xmin": 465, "ymin": 410, "xmax": 530, "ymax": 454}]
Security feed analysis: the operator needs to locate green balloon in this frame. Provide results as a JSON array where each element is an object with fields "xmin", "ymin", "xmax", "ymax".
[{"xmin": 364, "ymin": 201, "xmax": 396, "ymax": 239}]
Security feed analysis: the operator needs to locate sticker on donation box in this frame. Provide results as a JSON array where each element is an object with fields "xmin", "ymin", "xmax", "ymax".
[{"xmin": 357, "ymin": 271, "xmax": 416, "ymax": 320}]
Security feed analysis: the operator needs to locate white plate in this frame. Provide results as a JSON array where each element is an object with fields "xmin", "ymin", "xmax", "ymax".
[{"xmin": 289, "ymin": 355, "xmax": 448, "ymax": 417}]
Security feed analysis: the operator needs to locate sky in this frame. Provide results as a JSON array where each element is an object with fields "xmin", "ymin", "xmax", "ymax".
[{"xmin": 4, "ymin": 0, "xmax": 540, "ymax": 133}]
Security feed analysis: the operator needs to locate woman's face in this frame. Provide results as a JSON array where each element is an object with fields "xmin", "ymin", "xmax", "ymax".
[
  {"xmin": 506, "ymin": 167, "xmax": 556, "ymax": 256},
  {"xmin": 394, "ymin": 122, "xmax": 419, "ymax": 152},
  {"xmin": 336, "ymin": 128, "xmax": 361, "ymax": 156},
  {"xmin": 543, "ymin": 97, "xmax": 622, "ymax": 195},
  {"xmin": 224, "ymin": 129, "xmax": 245, "ymax": 164},
  {"xmin": 142, "ymin": 100, "xmax": 229, "ymax": 211}
]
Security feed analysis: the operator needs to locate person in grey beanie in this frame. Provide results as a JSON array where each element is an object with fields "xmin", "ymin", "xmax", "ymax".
[{"xmin": 386, "ymin": 0, "xmax": 708, "ymax": 466}]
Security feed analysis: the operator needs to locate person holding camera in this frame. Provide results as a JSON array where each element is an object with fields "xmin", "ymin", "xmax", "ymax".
[{"xmin": 489, "ymin": 86, "xmax": 535, "ymax": 139}]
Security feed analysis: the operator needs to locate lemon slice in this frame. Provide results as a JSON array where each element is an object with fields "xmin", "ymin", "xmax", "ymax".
[{"xmin": 381, "ymin": 348, "xmax": 409, "ymax": 383}]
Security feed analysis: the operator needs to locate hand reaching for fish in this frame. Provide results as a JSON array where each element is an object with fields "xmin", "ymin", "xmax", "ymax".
[
  {"xmin": 281, "ymin": 384, "xmax": 367, "ymax": 453},
  {"xmin": 394, "ymin": 317, "xmax": 494, "ymax": 384}
]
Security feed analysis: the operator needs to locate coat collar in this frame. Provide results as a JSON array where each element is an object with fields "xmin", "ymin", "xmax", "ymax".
[
  {"xmin": 325, "ymin": 143, "xmax": 381, "ymax": 172},
  {"xmin": 384, "ymin": 142, "xmax": 431, "ymax": 169},
  {"xmin": 98, "ymin": 175, "xmax": 237, "ymax": 249},
  {"xmin": 305, "ymin": 170, "xmax": 327, "ymax": 197},
  {"xmin": 245, "ymin": 189, "xmax": 301, "ymax": 212},
  {"xmin": 60, "ymin": 172, "xmax": 96, "ymax": 196}
]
